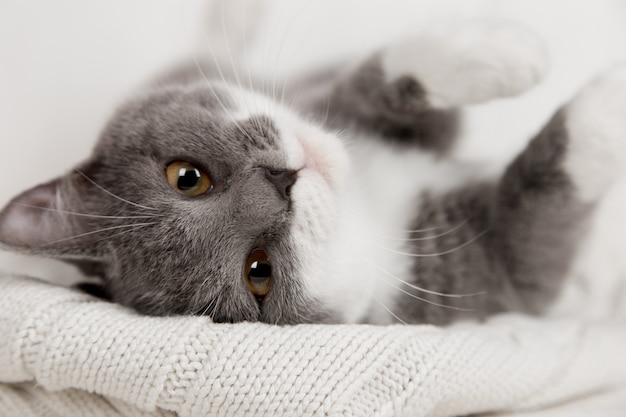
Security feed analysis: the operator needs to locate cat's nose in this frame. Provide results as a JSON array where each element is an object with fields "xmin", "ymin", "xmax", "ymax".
[{"xmin": 264, "ymin": 168, "xmax": 298, "ymax": 200}]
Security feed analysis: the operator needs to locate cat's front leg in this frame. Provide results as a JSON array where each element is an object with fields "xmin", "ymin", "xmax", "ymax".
[
  {"xmin": 381, "ymin": 20, "xmax": 548, "ymax": 109},
  {"xmin": 301, "ymin": 20, "xmax": 548, "ymax": 154},
  {"xmin": 559, "ymin": 66, "xmax": 626, "ymax": 203},
  {"xmin": 397, "ymin": 66, "xmax": 626, "ymax": 323},
  {"xmin": 496, "ymin": 65, "xmax": 626, "ymax": 309}
]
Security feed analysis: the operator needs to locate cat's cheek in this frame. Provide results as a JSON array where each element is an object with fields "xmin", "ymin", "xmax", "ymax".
[
  {"xmin": 289, "ymin": 173, "xmax": 338, "ymax": 244},
  {"xmin": 286, "ymin": 173, "xmax": 344, "ymax": 303}
]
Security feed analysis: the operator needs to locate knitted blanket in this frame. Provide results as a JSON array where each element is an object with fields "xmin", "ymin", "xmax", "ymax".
[{"xmin": 1, "ymin": 276, "xmax": 625, "ymax": 417}]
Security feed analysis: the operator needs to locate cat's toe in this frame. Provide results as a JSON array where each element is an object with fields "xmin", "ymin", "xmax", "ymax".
[
  {"xmin": 564, "ymin": 65, "xmax": 626, "ymax": 202},
  {"xmin": 381, "ymin": 19, "xmax": 549, "ymax": 108}
]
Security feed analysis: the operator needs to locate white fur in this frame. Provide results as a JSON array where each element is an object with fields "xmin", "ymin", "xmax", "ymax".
[
  {"xmin": 232, "ymin": 85, "xmax": 500, "ymax": 324},
  {"xmin": 231, "ymin": 89, "xmax": 356, "ymax": 318},
  {"xmin": 322, "ymin": 139, "xmax": 492, "ymax": 324},
  {"xmin": 231, "ymin": 86, "xmax": 350, "ymax": 190},
  {"xmin": 205, "ymin": 52, "xmax": 626, "ymax": 326},
  {"xmin": 269, "ymin": 65, "xmax": 626, "ymax": 324},
  {"xmin": 381, "ymin": 20, "xmax": 549, "ymax": 108},
  {"xmin": 548, "ymin": 176, "xmax": 626, "ymax": 319},
  {"xmin": 563, "ymin": 66, "xmax": 626, "ymax": 203},
  {"xmin": 291, "ymin": 129, "xmax": 492, "ymax": 324}
]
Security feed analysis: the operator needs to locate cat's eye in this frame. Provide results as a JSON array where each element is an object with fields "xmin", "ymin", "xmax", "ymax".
[
  {"xmin": 165, "ymin": 161, "xmax": 212, "ymax": 196},
  {"xmin": 245, "ymin": 248, "xmax": 272, "ymax": 299}
]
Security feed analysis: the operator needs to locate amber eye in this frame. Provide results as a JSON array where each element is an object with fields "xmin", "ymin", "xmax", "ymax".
[
  {"xmin": 245, "ymin": 248, "xmax": 272, "ymax": 299},
  {"xmin": 165, "ymin": 161, "xmax": 212, "ymax": 196}
]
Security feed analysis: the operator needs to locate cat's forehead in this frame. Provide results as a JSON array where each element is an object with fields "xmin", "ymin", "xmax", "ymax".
[{"xmin": 97, "ymin": 82, "xmax": 286, "ymax": 164}]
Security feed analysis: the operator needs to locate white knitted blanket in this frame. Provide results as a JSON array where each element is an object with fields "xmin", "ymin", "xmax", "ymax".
[{"xmin": 1, "ymin": 276, "xmax": 625, "ymax": 417}]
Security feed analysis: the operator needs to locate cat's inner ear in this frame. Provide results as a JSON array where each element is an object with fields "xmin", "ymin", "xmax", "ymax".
[{"xmin": 0, "ymin": 178, "xmax": 87, "ymax": 254}]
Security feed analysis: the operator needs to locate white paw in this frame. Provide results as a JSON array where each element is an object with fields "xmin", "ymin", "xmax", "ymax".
[
  {"xmin": 381, "ymin": 20, "xmax": 549, "ymax": 108},
  {"xmin": 564, "ymin": 65, "xmax": 626, "ymax": 202}
]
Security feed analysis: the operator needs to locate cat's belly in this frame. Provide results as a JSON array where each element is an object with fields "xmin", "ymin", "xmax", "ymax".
[{"xmin": 322, "ymin": 134, "xmax": 497, "ymax": 324}]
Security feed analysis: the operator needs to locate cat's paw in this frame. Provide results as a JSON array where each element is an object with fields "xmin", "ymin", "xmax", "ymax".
[
  {"xmin": 381, "ymin": 20, "xmax": 549, "ymax": 108},
  {"xmin": 564, "ymin": 65, "xmax": 626, "ymax": 202}
]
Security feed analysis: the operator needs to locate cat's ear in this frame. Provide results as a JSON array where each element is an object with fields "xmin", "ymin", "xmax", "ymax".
[{"xmin": 0, "ymin": 176, "xmax": 98, "ymax": 258}]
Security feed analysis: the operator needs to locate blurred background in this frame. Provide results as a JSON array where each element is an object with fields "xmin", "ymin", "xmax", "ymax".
[{"xmin": 1, "ymin": 0, "xmax": 626, "ymax": 300}]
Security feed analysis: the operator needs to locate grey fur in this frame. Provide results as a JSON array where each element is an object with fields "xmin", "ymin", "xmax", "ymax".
[
  {"xmin": 0, "ymin": 39, "xmax": 601, "ymax": 325},
  {"xmin": 0, "ymin": 80, "xmax": 325, "ymax": 323},
  {"xmin": 391, "ymin": 113, "xmax": 593, "ymax": 324},
  {"xmin": 294, "ymin": 56, "xmax": 459, "ymax": 154}
]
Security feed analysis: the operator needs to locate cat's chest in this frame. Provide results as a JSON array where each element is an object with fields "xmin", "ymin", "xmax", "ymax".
[
  {"xmin": 322, "ymin": 135, "xmax": 492, "ymax": 324},
  {"xmin": 345, "ymin": 134, "xmax": 492, "ymax": 235}
]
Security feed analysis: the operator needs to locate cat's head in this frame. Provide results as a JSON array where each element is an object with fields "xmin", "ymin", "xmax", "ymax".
[{"xmin": 0, "ymin": 81, "xmax": 350, "ymax": 323}]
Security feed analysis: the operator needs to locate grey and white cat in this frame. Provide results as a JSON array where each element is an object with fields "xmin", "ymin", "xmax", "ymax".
[{"xmin": 1, "ymin": 20, "xmax": 625, "ymax": 325}]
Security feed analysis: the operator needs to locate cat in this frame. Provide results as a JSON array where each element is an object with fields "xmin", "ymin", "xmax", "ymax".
[{"xmin": 0, "ymin": 19, "xmax": 625, "ymax": 325}]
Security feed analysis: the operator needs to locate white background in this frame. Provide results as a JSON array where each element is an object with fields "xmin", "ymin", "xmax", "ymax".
[{"xmin": 1, "ymin": 0, "xmax": 626, "ymax": 281}]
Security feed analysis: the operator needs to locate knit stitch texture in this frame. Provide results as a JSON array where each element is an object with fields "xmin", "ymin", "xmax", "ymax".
[{"xmin": 1, "ymin": 275, "xmax": 625, "ymax": 417}]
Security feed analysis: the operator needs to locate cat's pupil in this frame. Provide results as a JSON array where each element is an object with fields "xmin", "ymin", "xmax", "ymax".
[
  {"xmin": 249, "ymin": 260, "xmax": 271, "ymax": 284},
  {"xmin": 176, "ymin": 168, "xmax": 200, "ymax": 190}
]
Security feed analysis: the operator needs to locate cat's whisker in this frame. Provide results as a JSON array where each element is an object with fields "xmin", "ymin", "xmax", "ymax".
[
  {"xmin": 237, "ymin": 0, "xmax": 264, "ymax": 134},
  {"xmin": 181, "ymin": 2, "xmax": 229, "ymax": 102},
  {"xmin": 390, "ymin": 225, "xmax": 456, "ymax": 234},
  {"xmin": 253, "ymin": 2, "xmax": 277, "ymax": 116},
  {"xmin": 349, "ymin": 247, "xmax": 476, "ymax": 312},
  {"xmin": 197, "ymin": 301, "xmax": 211, "ymax": 318},
  {"xmin": 274, "ymin": 0, "xmax": 316, "ymax": 110},
  {"xmin": 370, "ymin": 228, "xmax": 489, "ymax": 258},
  {"xmin": 208, "ymin": 291, "xmax": 223, "ymax": 319},
  {"xmin": 75, "ymin": 169, "xmax": 159, "ymax": 212},
  {"xmin": 363, "ymin": 219, "xmax": 470, "ymax": 242},
  {"xmin": 89, "ymin": 223, "xmax": 156, "ymax": 245},
  {"xmin": 40, "ymin": 222, "xmax": 156, "ymax": 247},
  {"xmin": 219, "ymin": 0, "xmax": 243, "ymax": 89},
  {"xmin": 372, "ymin": 295, "xmax": 408, "ymax": 325},
  {"xmin": 317, "ymin": 96, "xmax": 332, "ymax": 128},
  {"xmin": 11, "ymin": 203, "xmax": 161, "ymax": 220},
  {"xmin": 219, "ymin": 0, "xmax": 259, "ymax": 126},
  {"xmin": 342, "ymin": 204, "xmax": 471, "ymax": 235},
  {"xmin": 295, "ymin": 311, "xmax": 311, "ymax": 323},
  {"xmin": 198, "ymin": 293, "xmax": 220, "ymax": 318},
  {"xmin": 287, "ymin": 81, "xmax": 306, "ymax": 112},
  {"xmin": 338, "ymin": 236, "xmax": 480, "ymax": 313},
  {"xmin": 200, "ymin": 279, "xmax": 226, "ymax": 320},
  {"xmin": 342, "ymin": 236, "xmax": 487, "ymax": 298},
  {"xmin": 289, "ymin": 79, "xmax": 333, "ymax": 128},
  {"xmin": 273, "ymin": 309, "xmax": 282, "ymax": 325},
  {"xmin": 263, "ymin": 0, "xmax": 316, "ymax": 119},
  {"xmin": 381, "ymin": 278, "xmax": 477, "ymax": 312},
  {"xmin": 264, "ymin": 1, "xmax": 288, "ymax": 116},
  {"xmin": 191, "ymin": 53, "xmax": 254, "ymax": 144},
  {"xmin": 185, "ymin": 3, "xmax": 256, "ymax": 145},
  {"xmin": 295, "ymin": 307, "xmax": 324, "ymax": 324}
]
